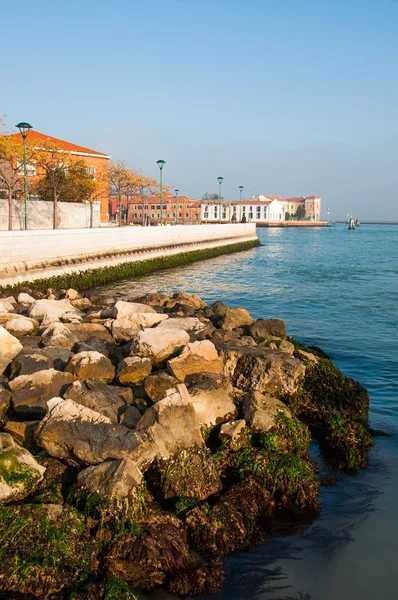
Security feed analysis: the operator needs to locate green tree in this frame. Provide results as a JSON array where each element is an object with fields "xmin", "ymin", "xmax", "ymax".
[
  {"xmin": 296, "ymin": 204, "xmax": 306, "ymax": 220},
  {"xmin": 0, "ymin": 123, "xmax": 24, "ymax": 230}
]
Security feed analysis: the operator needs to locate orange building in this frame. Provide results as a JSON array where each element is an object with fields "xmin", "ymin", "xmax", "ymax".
[
  {"xmin": 109, "ymin": 194, "xmax": 201, "ymax": 225},
  {"xmin": 10, "ymin": 130, "xmax": 111, "ymax": 222}
]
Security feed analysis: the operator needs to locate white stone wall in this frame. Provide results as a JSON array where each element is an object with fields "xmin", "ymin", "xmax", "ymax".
[
  {"xmin": 0, "ymin": 223, "xmax": 258, "ymax": 285},
  {"xmin": 0, "ymin": 199, "xmax": 100, "ymax": 230}
]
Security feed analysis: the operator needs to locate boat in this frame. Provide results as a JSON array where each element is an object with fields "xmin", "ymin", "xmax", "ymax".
[
  {"xmin": 355, "ymin": 218, "xmax": 360, "ymax": 227},
  {"xmin": 348, "ymin": 218, "xmax": 355, "ymax": 230}
]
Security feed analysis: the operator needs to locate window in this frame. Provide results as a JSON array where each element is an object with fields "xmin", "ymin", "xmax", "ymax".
[
  {"xmin": 204, "ymin": 211, "xmax": 209, "ymax": 218},
  {"xmin": 179, "ymin": 212, "xmax": 182, "ymax": 217},
  {"xmin": 26, "ymin": 163, "xmax": 37, "ymax": 176},
  {"xmin": 151, "ymin": 205, "xmax": 155, "ymax": 210},
  {"xmin": 86, "ymin": 166, "xmax": 96, "ymax": 180},
  {"xmin": 157, "ymin": 213, "xmax": 160, "ymax": 218},
  {"xmin": 222, "ymin": 209, "xmax": 227, "ymax": 218},
  {"xmin": 186, "ymin": 212, "xmax": 189, "ymax": 218},
  {"xmin": 151, "ymin": 213, "xmax": 155, "ymax": 218},
  {"xmin": 242, "ymin": 206, "xmax": 246, "ymax": 214},
  {"xmin": 233, "ymin": 206, "xmax": 237, "ymax": 213},
  {"xmin": 173, "ymin": 212, "xmax": 176, "ymax": 217},
  {"xmin": 179, "ymin": 204, "xmax": 182, "ymax": 209},
  {"xmin": 264, "ymin": 207, "xmax": 267, "ymax": 218},
  {"xmin": 139, "ymin": 213, "xmax": 142, "ymax": 217},
  {"xmin": 256, "ymin": 207, "xmax": 261, "ymax": 219},
  {"xmin": 214, "ymin": 207, "xmax": 218, "ymax": 218},
  {"xmin": 156, "ymin": 205, "xmax": 160, "ymax": 210}
]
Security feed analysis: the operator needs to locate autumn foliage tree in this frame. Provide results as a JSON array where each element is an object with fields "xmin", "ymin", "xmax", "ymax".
[
  {"xmin": 0, "ymin": 124, "xmax": 24, "ymax": 230},
  {"xmin": 295, "ymin": 204, "xmax": 306, "ymax": 220}
]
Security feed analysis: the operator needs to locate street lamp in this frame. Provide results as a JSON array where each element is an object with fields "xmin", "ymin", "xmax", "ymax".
[
  {"xmin": 16, "ymin": 122, "xmax": 33, "ymax": 230},
  {"xmin": 239, "ymin": 185, "xmax": 244, "ymax": 202},
  {"xmin": 174, "ymin": 189, "xmax": 179, "ymax": 225},
  {"xmin": 217, "ymin": 176, "xmax": 223, "ymax": 223},
  {"xmin": 157, "ymin": 159, "xmax": 166, "ymax": 225}
]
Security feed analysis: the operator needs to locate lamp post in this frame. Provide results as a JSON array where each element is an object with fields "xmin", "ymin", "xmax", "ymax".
[
  {"xmin": 174, "ymin": 189, "xmax": 179, "ymax": 225},
  {"xmin": 156, "ymin": 160, "xmax": 166, "ymax": 225},
  {"xmin": 217, "ymin": 176, "xmax": 223, "ymax": 223},
  {"xmin": 16, "ymin": 122, "xmax": 33, "ymax": 230}
]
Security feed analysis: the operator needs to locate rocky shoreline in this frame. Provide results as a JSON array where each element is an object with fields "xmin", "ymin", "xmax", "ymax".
[{"xmin": 0, "ymin": 288, "xmax": 373, "ymax": 599}]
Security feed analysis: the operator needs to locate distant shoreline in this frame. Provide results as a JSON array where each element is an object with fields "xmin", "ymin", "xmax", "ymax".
[{"xmin": 334, "ymin": 221, "xmax": 398, "ymax": 225}]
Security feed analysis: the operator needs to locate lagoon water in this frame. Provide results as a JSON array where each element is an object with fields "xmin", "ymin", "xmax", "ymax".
[{"xmin": 99, "ymin": 224, "xmax": 398, "ymax": 600}]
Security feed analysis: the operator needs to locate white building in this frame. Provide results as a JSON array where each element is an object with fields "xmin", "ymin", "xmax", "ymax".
[{"xmin": 200, "ymin": 195, "xmax": 288, "ymax": 224}]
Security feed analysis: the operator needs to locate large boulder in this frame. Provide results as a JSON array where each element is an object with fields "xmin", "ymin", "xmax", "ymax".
[
  {"xmin": 136, "ymin": 384, "xmax": 205, "ymax": 462},
  {"xmin": 9, "ymin": 368, "xmax": 74, "ymax": 419},
  {"xmin": 0, "ymin": 433, "xmax": 45, "ymax": 503},
  {"xmin": 249, "ymin": 318, "xmax": 287, "ymax": 339},
  {"xmin": 0, "ymin": 299, "xmax": 15, "ymax": 313},
  {"xmin": 28, "ymin": 298, "xmax": 85, "ymax": 321},
  {"xmin": 166, "ymin": 292, "xmax": 207, "ymax": 311},
  {"xmin": 219, "ymin": 307, "xmax": 253, "ymax": 331},
  {"xmin": 144, "ymin": 371, "xmax": 180, "ymax": 402},
  {"xmin": 220, "ymin": 346, "xmax": 305, "ymax": 396},
  {"xmin": 76, "ymin": 457, "xmax": 143, "ymax": 500},
  {"xmin": 156, "ymin": 317, "xmax": 206, "ymax": 335},
  {"xmin": 64, "ymin": 323, "xmax": 114, "ymax": 343},
  {"xmin": 74, "ymin": 337, "xmax": 112, "ymax": 357},
  {"xmin": 11, "ymin": 348, "xmax": 71, "ymax": 377},
  {"xmin": 4, "ymin": 316, "xmax": 39, "ymax": 337},
  {"xmin": 40, "ymin": 322, "xmax": 79, "ymax": 350},
  {"xmin": 130, "ymin": 327, "xmax": 190, "ymax": 366},
  {"xmin": 4, "ymin": 420, "xmax": 40, "ymax": 453},
  {"xmin": 188, "ymin": 377, "xmax": 237, "ymax": 428},
  {"xmin": 0, "ymin": 326, "xmax": 23, "ymax": 375},
  {"xmin": 113, "ymin": 300, "xmax": 158, "ymax": 319},
  {"xmin": 35, "ymin": 397, "xmax": 145, "ymax": 468},
  {"xmin": 242, "ymin": 391, "xmax": 291, "ymax": 432},
  {"xmin": 112, "ymin": 313, "xmax": 168, "ymax": 342},
  {"xmin": 64, "ymin": 351, "xmax": 115, "ymax": 382},
  {"xmin": 117, "ymin": 356, "xmax": 152, "ymax": 385},
  {"xmin": 64, "ymin": 379, "xmax": 128, "ymax": 422},
  {"xmin": 168, "ymin": 340, "xmax": 223, "ymax": 381},
  {"xmin": 17, "ymin": 292, "xmax": 36, "ymax": 306}
]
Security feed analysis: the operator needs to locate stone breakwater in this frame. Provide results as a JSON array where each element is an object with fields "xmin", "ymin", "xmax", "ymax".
[{"xmin": 0, "ymin": 288, "xmax": 373, "ymax": 598}]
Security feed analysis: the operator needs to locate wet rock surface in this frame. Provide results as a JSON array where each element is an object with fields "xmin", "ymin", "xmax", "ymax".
[{"xmin": 0, "ymin": 287, "xmax": 372, "ymax": 598}]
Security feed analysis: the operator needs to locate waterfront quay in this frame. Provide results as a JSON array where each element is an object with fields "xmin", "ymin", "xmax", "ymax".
[{"xmin": 0, "ymin": 223, "xmax": 258, "ymax": 289}]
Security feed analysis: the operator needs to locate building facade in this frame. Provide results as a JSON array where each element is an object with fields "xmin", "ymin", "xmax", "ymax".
[
  {"xmin": 10, "ymin": 130, "xmax": 111, "ymax": 223},
  {"xmin": 286, "ymin": 196, "xmax": 321, "ymax": 221},
  {"xmin": 200, "ymin": 196, "xmax": 287, "ymax": 224},
  {"xmin": 109, "ymin": 195, "xmax": 201, "ymax": 225}
]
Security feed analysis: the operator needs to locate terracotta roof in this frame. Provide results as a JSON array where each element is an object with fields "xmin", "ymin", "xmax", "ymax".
[
  {"xmin": 287, "ymin": 196, "xmax": 321, "ymax": 202},
  {"xmin": 11, "ymin": 130, "xmax": 110, "ymax": 158}
]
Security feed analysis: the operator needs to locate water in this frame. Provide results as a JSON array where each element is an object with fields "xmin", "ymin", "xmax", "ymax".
[{"xmin": 98, "ymin": 224, "xmax": 398, "ymax": 600}]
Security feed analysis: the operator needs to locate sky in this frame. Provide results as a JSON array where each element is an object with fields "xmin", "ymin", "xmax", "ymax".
[{"xmin": 2, "ymin": 0, "xmax": 398, "ymax": 220}]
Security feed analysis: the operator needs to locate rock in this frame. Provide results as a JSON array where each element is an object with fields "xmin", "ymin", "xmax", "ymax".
[
  {"xmin": 220, "ymin": 346, "xmax": 305, "ymax": 396},
  {"xmin": 156, "ymin": 317, "xmax": 206, "ymax": 335},
  {"xmin": 0, "ymin": 383, "xmax": 11, "ymax": 425},
  {"xmin": 117, "ymin": 356, "xmax": 152, "ymax": 384},
  {"xmin": 28, "ymin": 298, "xmax": 84, "ymax": 321},
  {"xmin": 279, "ymin": 340, "xmax": 295, "ymax": 353},
  {"xmin": 112, "ymin": 312, "xmax": 168, "ymax": 342},
  {"xmin": 41, "ymin": 312, "xmax": 60, "ymax": 327},
  {"xmin": 4, "ymin": 420, "xmax": 40, "ymax": 453},
  {"xmin": 4, "ymin": 315, "xmax": 39, "ymax": 337},
  {"xmin": 11, "ymin": 348, "xmax": 71, "ymax": 377},
  {"xmin": 9, "ymin": 368, "xmax": 74, "ymax": 419},
  {"xmin": 219, "ymin": 420, "xmax": 247, "ymax": 448},
  {"xmin": 0, "ymin": 326, "xmax": 23, "ymax": 375},
  {"xmin": 41, "ymin": 322, "xmax": 79, "ymax": 350},
  {"xmin": 29, "ymin": 456, "xmax": 76, "ymax": 504},
  {"xmin": 65, "ymin": 288, "xmax": 81, "ymax": 300},
  {"xmin": 167, "ymin": 292, "xmax": 207, "ymax": 310},
  {"xmin": 188, "ymin": 378, "xmax": 237, "ymax": 428},
  {"xmin": 130, "ymin": 327, "xmax": 190, "ymax": 366},
  {"xmin": 144, "ymin": 371, "xmax": 180, "ymax": 402},
  {"xmin": 147, "ymin": 446, "xmax": 221, "ymax": 502},
  {"xmin": 120, "ymin": 405, "xmax": 142, "ymax": 429},
  {"xmin": 17, "ymin": 292, "xmax": 36, "ymax": 306},
  {"xmin": 113, "ymin": 300, "xmax": 157, "ymax": 318},
  {"xmin": 210, "ymin": 300, "xmax": 229, "ymax": 317},
  {"xmin": 71, "ymin": 297, "xmax": 92, "ymax": 311},
  {"xmin": 65, "ymin": 323, "xmax": 114, "ymax": 343},
  {"xmin": 134, "ymin": 292, "xmax": 170, "ymax": 307},
  {"xmin": 35, "ymin": 397, "xmax": 145, "ymax": 467},
  {"xmin": 0, "ymin": 433, "xmax": 45, "ymax": 503},
  {"xmin": 0, "ymin": 299, "xmax": 15, "ymax": 313},
  {"xmin": 76, "ymin": 457, "xmax": 143, "ymax": 500},
  {"xmin": 219, "ymin": 307, "xmax": 254, "ymax": 331},
  {"xmin": 65, "ymin": 351, "xmax": 115, "ymax": 382},
  {"xmin": 297, "ymin": 349, "xmax": 319, "ymax": 364},
  {"xmin": 64, "ymin": 379, "xmax": 127, "ymax": 422},
  {"xmin": 136, "ymin": 384, "xmax": 204, "ymax": 463},
  {"xmin": 249, "ymin": 318, "xmax": 287, "ymax": 339},
  {"xmin": 168, "ymin": 340, "xmax": 223, "ymax": 381},
  {"xmin": 74, "ymin": 337, "xmax": 112, "ymax": 357},
  {"xmin": 242, "ymin": 391, "xmax": 291, "ymax": 432}
]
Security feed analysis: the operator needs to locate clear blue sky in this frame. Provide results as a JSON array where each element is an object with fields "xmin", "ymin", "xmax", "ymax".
[{"xmin": 2, "ymin": 0, "xmax": 397, "ymax": 220}]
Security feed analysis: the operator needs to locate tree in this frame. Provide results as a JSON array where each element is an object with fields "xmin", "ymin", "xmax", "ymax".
[
  {"xmin": 202, "ymin": 192, "xmax": 223, "ymax": 201},
  {"xmin": 87, "ymin": 163, "xmax": 109, "ymax": 228},
  {"xmin": 0, "ymin": 125, "xmax": 24, "ymax": 230},
  {"xmin": 31, "ymin": 140, "xmax": 75, "ymax": 229},
  {"xmin": 108, "ymin": 160, "xmax": 136, "ymax": 226},
  {"xmin": 132, "ymin": 172, "xmax": 161, "ymax": 225},
  {"xmin": 295, "ymin": 204, "xmax": 306, "ymax": 220},
  {"xmin": 285, "ymin": 211, "xmax": 291, "ymax": 221},
  {"xmin": 34, "ymin": 158, "xmax": 95, "ymax": 204}
]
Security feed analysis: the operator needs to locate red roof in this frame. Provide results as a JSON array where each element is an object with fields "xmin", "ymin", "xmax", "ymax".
[{"xmin": 11, "ymin": 130, "xmax": 110, "ymax": 158}]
